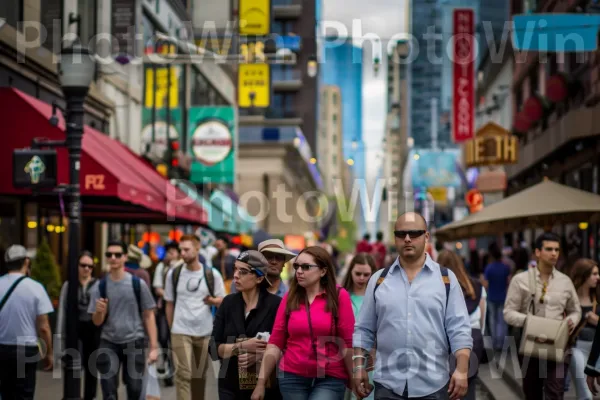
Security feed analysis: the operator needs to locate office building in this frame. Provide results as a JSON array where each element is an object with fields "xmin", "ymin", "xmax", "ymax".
[{"xmin": 317, "ymin": 85, "xmax": 345, "ymax": 196}]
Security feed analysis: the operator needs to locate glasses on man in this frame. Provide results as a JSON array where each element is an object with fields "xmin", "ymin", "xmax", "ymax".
[
  {"xmin": 264, "ymin": 253, "xmax": 286, "ymax": 262},
  {"xmin": 393, "ymin": 230, "xmax": 426, "ymax": 239},
  {"xmin": 105, "ymin": 252, "xmax": 123, "ymax": 259},
  {"xmin": 292, "ymin": 263, "xmax": 320, "ymax": 272}
]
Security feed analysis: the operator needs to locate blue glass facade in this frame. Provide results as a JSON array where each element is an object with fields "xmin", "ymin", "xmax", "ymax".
[{"xmin": 321, "ymin": 41, "xmax": 365, "ymax": 180}]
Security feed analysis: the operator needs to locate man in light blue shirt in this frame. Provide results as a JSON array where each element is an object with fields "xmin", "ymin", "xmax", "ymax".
[{"xmin": 352, "ymin": 212, "xmax": 472, "ymax": 400}]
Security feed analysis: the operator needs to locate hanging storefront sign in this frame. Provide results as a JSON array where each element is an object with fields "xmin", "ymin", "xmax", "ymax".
[
  {"xmin": 452, "ymin": 8, "xmax": 475, "ymax": 143},
  {"xmin": 13, "ymin": 149, "xmax": 57, "ymax": 188},
  {"xmin": 464, "ymin": 121, "xmax": 518, "ymax": 167},
  {"xmin": 144, "ymin": 66, "xmax": 179, "ymax": 108},
  {"xmin": 239, "ymin": 0, "xmax": 271, "ymax": 36},
  {"xmin": 140, "ymin": 108, "xmax": 182, "ymax": 160},
  {"xmin": 188, "ymin": 107, "xmax": 236, "ymax": 184},
  {"xmin": 111, "ymin": 0, "xmax": 136, "ymax": 59},
  {"xmin": 238, "ymin": 63, "xmax": 270, "ymax": 108},
  {"xmin": 411, "ymin": 149, "xmax": 461, "ymax": 188},
  {"xmin": 465, "ymin": 188, "xmax": 483, "ymax": 213}
]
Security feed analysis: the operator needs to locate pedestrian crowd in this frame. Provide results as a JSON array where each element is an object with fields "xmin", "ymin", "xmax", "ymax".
[{"xmin": 2, "ymin": 212, "xmax": 600, "ymax": 400}]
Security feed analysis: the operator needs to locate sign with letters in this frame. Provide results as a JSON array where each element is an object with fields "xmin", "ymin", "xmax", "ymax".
[
  {"xmin": 464, "ymin": 122, "xmax": 518, "ymax": 167},
  {"xmin": 85, "ymin": 175, "xmax": 106, "ymax": 191},
  {"xmin": 452, "ymin": 8, "xmax": 475, "ymax": 143}
]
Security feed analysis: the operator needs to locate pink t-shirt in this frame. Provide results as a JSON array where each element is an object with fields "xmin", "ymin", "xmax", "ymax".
[{"xmin": 269, "ymin": 287, "xmax": 355, "ymax": 381}]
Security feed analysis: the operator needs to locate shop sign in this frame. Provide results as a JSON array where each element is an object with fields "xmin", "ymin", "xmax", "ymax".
[
  {"xmin": 452, "ymin": 8, "xmax": 475, "ymax": 143},
  {"xmin": 13, "ymin": 149, "xmax": 57, "ymax": 189},
  {"xmin": 465, "ymin": 188, "xmax": 483, "ymax": 213},
  {"xmin": 427, "ymin": 186, "xmax": 448, "ymax": 205},
  {"xmin": 238, "ymin": 63, "xmax": 270, "ymax": 108},
  {"xmin": 239, "ymin": 0, "xmax": 271, "ymax": 35},
  {"xmin": 191, "ymin": 118, "xmax": 233, "ymax": 166},
  {"xmin": 84, "ymin": 175, "xmax": 106, "ymax": 191},
  {"xmin": 464, "ymin": 121, "xmax": 518, "ymax": 167},
  {"xmin": 476, "ymin": 169, "xmax": 507, "ymax": 193},
  {"xmin": 188, "ymin": 107, "xmax": 236, "ymax": 184}
]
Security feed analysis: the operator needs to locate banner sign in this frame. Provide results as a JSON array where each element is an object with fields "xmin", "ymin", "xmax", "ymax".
[
  {"xmin": 188, "ymin": 107, "xmax": 236, "ymax": 184},
  {"xmin": 111, "ymin": 0, "xmax": 136, "ymax": 58},
  {"xmin": 411, "ymin": 149, "xmax": 461, "ymax": 188},
  {"xmin": 452, "ymin": 8, "xmax": 475, "ymax": 143}
]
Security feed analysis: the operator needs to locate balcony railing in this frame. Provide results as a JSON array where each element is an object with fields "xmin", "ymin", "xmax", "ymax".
[{"xmin": 272, "ymin": 68, "xmax": 302, "ymax": 81}]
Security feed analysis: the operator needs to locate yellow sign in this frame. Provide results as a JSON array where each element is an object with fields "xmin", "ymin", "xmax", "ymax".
[
  {"xmin": 427, "ymin": 186, "xmax": 448, "ymax": 205},
  {"xmin": 464, "ymin": 122, "xmax": 518, "ymax": 167},
  {"xmin": 240, "ymin": 42, "xmax": 266, "ymax": 63},
  {"xmin": 238, "ymin": 64, "xmax": 270, "ymax": 107},
  {"xmin": 239, "ymin": 0, "xmax": 271, "ymax": 35},
  {"xmin": 144, "ymin": 67, "xmax": 179, "ymax": 108}
]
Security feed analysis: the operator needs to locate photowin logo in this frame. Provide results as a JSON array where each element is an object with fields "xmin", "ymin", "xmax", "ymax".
[{"xmin": 512, "ymin": 13, "xmax": 600, "ymax": 52}]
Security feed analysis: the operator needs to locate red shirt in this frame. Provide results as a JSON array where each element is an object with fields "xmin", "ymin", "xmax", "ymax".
[
  {"xmin": 356, "ymin": 240, "xmax": 372, "ymax": 254},
  {"xmin": 372, "ymin": 242, "xmax": 387, "ymax": 269},
  {"xmin": 269, "ymin": 287, "xmax": 355, "ymax": 380}
]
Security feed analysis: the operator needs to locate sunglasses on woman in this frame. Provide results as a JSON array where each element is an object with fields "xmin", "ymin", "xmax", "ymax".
[{"xmin": 292, "ymin": 263, "xmax": 320, "ymax": 271}]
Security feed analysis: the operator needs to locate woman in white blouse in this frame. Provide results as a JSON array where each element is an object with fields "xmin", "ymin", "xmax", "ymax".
[{"xmin": 437, "ymin": 250, "xmax": 487, "ymax": 400}]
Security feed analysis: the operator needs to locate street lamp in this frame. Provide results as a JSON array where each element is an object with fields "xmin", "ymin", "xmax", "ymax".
[
  {"xmin": 307, "ymin": 54, "xmax": 318, "ymax": 78},
  {"xmin": 58, "ymin": 39, "xmax": 96, "ymax": 400}
]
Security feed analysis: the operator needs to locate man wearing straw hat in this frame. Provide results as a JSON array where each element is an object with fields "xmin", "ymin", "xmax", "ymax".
[
  {"xmin": 230, "ymin": 239, "xmax": 296, "ymax": 297},
  {"xmin": 125, "ymin": 244, "xmax": 152, "ymax": 288}
]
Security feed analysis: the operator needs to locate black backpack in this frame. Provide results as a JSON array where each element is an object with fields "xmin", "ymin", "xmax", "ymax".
[
  {"xmin": 98, "ymin": 275, "xmax": 142, "ymax": 327},
  {"xmin": 171, "ymin": 264, "xmax": 217, "ymax": 315}
]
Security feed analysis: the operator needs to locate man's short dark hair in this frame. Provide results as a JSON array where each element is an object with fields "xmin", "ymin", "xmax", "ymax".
[
  {"xmin": 5, "ymin": 259, "xmax": 26, "ymax": 272},
  {"xmin": 363, "ymin": 233, "xmax": 371, "ymax": 241},
  {"xmin": 106, "ymin": 240, "xmax": 127, "ymax": 254},
  {"xmin": 488, "ymin": 242, "xmax": 502, "ymax": 260},
  {"xmin": 165, "ymin": 241, "xmax": 180, "ymax": 253},
  {"xmin": 376, "ymin": 231, "xmax": 383, "ymax": 241},
  {"xmin": 535, "ymin": 232, "xmax": 561, "ymax": 250}
]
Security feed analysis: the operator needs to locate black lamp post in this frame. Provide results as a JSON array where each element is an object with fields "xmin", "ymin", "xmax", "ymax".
[{"xmin": 58, "ymin": 39, "xmax": 96, "ymax": 400}]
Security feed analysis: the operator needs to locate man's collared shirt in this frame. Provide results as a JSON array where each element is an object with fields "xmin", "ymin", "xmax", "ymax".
[
  {"xmin": 504, "ymin": 267, "xmax": 580, "ymax": 328},
  {"xmin": 353, "ymin": 254, "xmax": 473, "ymax": 397}
]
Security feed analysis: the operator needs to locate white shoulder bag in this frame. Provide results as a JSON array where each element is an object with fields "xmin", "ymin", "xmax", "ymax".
[{"xmin": 518, "ymin": 268, "xmax": 569, "ymax": 362}]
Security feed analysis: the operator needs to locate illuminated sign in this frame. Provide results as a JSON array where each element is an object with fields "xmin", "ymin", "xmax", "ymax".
[
  {"xmin": 13, "ymin": 149, "xmax": 57, "ymax": 189},
  {"xmin": 452, "ymin": 8, "xmax": 475, "ymax": 143},
  {"xmin": 239, "ymin": 0, "xmax": 271, "ymax": 35},
  {"xmin": 464, "ymin": 122, "xmax": 518, "ymax": 167},
  {"xmin": 85, "ymin": 175, "xmax": 106, "ymax": 190}
]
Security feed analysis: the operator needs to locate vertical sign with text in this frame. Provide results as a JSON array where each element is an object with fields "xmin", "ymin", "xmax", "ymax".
[
  {"xmin": 111, "ymin": 0, "xmax": 136, "ymax": 58},
  {"xmin": 452, "ymin": 8, "xmax": 475, "ymax": 143}
]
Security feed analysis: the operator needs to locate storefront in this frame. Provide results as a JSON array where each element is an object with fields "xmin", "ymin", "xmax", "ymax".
[{"xmin": 0, "ymin": 87, "xmax": 208, "ymax": 277}]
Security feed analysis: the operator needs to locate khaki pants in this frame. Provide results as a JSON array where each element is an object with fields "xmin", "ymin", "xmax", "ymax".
[{"xmin": 171, "ymin": 333, "xmax": 211, "ymax": 400}]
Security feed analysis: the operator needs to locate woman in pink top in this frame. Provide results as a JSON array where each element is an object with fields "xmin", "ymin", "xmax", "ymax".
[{"xmin": 251, "ymin": 246, "xmax": 355, "ymax": 400}]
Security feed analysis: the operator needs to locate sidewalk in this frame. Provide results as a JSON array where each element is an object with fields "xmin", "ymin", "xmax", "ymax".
[{"xmin": 34, "ymin": 360, "xmax": 220, "ymax": 399}]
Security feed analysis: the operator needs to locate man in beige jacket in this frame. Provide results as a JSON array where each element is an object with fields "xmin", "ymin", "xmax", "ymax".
[{"xmin": 504, "ymin": 232, "xmax": 580, "ymax": 400}]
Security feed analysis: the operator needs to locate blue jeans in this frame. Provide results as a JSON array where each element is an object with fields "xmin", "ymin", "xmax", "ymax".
[
  {"xmin": 569, "ymin": 339, "xmax": 593, "ymax": 400},
  {"xmin": 487, "ymin": 301, "xmax": 507, "ymax": 350},
  {"xmin": 279, "ymin": 371, "xmax": 347, "ymax": 400}
]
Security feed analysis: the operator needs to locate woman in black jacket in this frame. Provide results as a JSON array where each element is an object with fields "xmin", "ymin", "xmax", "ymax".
[{"xmin": 210, "ymin": 250, "xmax": 282, "ymax": 400}]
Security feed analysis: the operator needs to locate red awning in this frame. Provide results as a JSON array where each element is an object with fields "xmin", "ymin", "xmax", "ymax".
[{"xmin": 0, "ymin": 87, "xmax": 207, "ymax": 224}]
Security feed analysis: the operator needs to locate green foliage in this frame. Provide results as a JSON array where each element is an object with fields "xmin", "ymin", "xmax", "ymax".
[
  {"xmin": 330, "ymin": 207, "xmax": 357, "ymax": 254},
  {"xmin": 30, "ymin": 238, "xmax": 62, "ymax": 299}
]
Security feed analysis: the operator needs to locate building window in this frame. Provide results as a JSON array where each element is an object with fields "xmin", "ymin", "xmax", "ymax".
[
  {"xmin": 191, "ymin": 69, "xmax": 209, "ymax": 105},
  {"xmin": 0, "ymin": 0, "xmax": 23, "ymax": 30},
  {"xmin": 333, "ymin": 154, "xmax": 337, "ymax": 165},
  {"xmin": 79, "ymin": 0, "xmax": 97, "ymax": 51},
  {"xmin": 274, "ymin": 93, "xmax": 293, "ymax": 111},
  {"xmin": 40, "ymin": 0, "xmax": 62, "ymax": 52},
  {"xmin": 333, "ymin": 114, "xmax": 337, "ymax": 123},
  {"xmin": 272, "ymin": 20, "xmax": 293, "ymax": 35},
  {"xmin": 332, "ymin": 134, "xmax": 337, "ymax": 145},
  {"xmin": 332, "ymin": 92, "xmax": 338, "ymax": 104}
]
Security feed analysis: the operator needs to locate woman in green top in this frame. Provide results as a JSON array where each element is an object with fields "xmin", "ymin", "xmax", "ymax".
[{"xmin": 342, "ymin": 253, "xmax": 377, "ymax": 400}]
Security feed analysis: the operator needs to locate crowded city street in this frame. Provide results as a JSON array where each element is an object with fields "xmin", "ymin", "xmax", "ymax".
[{"xmin": 4, "ymin": 0, "xmax": 600, "ymax": 399}]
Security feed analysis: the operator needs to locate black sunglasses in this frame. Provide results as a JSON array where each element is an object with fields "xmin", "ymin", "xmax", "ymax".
[
  {"xmin": 105, "ymin": 252, "xmax": 123, "ymax": 259},
  {"xmin": 292, "ymin": 263, "xmax": 319, "ymax": 271},
  {"xmin": 79, "ymin": 263, "xmax": 94, "ymax": 269},
  {"xmin": 394, "ymin": 230, "xmax": 426, "ymax": 239}
]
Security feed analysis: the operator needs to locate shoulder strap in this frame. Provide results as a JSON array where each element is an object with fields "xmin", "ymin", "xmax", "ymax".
[
  {"xmin": 172, "ymin": 264, "xmax": 183, "ymax": 306},
  {"xmin": 373, "ymin": 266, "xmax": 391, "ymax": 303},
  {"xmin": 440, "ymin": 267, "xmax": 451, "ymax": 309},
  {"xmin": 440, "ymin": 267, "xmax": 451, "ymax": 353},
  {"xmin": 594, "ymin": 299, "xmax": 597, "ymax": 314},
  {"xmin": 132, "ymin": 276, "xmax": 142, "ymax": 317},
  {"xmin": 527, "ymin": 267, "xmax": 536, "ymax": 315},
  {"xmin": 0, "ymin": 276, "xmax": 27, "ymax": 314},
  {"xmin": 204, "ymin": 265, "xmax": 215, "ymax": 298}
]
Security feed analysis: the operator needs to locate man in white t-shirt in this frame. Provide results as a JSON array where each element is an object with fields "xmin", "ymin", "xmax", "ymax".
[
  {"xmin": 0, "ymin": 245, "xmax": 53, "ymax": 399},
  {"xmin": 164, "ymin": 234, "xmax": 225, "ymax": 400}
]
